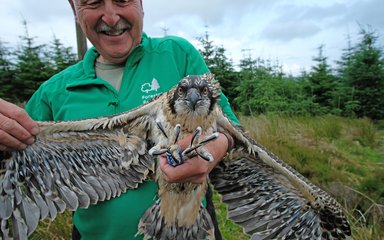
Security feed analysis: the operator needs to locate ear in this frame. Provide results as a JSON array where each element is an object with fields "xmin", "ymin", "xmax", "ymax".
[
  {"xmin": 140, "ymin": 0, "xmax": 144, "ymax": 16},
  {"xmin": 68, "ymin": 0, "xmax": 79, "ymax": 22}
]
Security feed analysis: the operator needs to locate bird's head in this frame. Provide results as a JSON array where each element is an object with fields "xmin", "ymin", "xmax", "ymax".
[{"xmin": 168, "ymin": 74, "xmax": 220, "ymax": 117}]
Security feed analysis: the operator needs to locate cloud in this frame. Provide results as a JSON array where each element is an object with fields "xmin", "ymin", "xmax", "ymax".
[
  {"xmin": 143, "ymin": 0, "xmax": 275, "ymax": 37},
  {"xmin": 259, "ymin": 2, "xmax": 350, "ymax": 42},
  {"xmin": 144, "ymin": 0, "xmax": 267, "ymax": 25},
  {"xmin": 261, "ymin": 22, "xmax": 321, "ymax": 42},
  {"xmin": 343, "ymin": 0, "xmax": 384, "ymax": 32},
  {"xmin": 1, "ymin": 0, "xmax": 383, "ymax": 77},
  {"xmin": 17, "ymin": 1, "xmax": 71, "ymax": 23}
]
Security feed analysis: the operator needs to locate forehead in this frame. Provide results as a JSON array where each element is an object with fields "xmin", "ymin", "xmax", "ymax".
[
  {"xmin": 76, "ymin": 0, "xmax": 141, "ymax": 4},
  {"xmin": 179, "ymin": 76, "xmax": 209, "ymax": 88}
]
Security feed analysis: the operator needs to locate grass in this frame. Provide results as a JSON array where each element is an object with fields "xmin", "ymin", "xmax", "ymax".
[
  {"xmin": 222, "ymin": 114, "xmax": 384, "ymax": 240},
  {"xmin": 31, "ymin": 114, "xmax": 384, "ymax": 239},
  {"xmin": 30, "ymin": 211, "xmax": 72, "ymax": 240}
]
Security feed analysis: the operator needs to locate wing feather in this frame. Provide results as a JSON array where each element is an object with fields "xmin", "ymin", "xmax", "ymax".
[
  {"xmin": 210, "ymin": 155, "xmax": 350, "ymax": 239},
  {"xmin": 36, "ymin": 94, "xmax": 160, "ymax": 136},
  {"xmin": 0, "ymin": 106, "xmax": 158, "ymax": 239},
  {"xmin": 212, "ymin": 109, "xmax": 352, "ymax": 239}
]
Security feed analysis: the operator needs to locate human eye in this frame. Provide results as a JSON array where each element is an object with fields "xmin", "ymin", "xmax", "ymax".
[
  {"xmin": 80, "ymin": 0, "xmax": 102, "ymax": 6},
  {"xmin": 114, "ymin": 0, "xmax": 130, "ymax": 3}
]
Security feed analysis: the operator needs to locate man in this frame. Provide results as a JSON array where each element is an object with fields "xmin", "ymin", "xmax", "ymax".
[{"xmin": 0, "ymin": 0, "xmax": 238, "ymax": 239}]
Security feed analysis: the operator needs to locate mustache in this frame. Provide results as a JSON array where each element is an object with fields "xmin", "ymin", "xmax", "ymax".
[{"xmin": 95, "ymin": 19, "xmax": 132, "ymax": 32}]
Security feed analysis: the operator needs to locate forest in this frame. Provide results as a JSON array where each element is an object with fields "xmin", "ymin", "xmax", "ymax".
[
  {"xmin": 1, "ymin": 23, "xmax": 384, "ymax": 120},
  {"xmin": 1, "ymin": 23, "xmax": 384, "ymax": 239}
]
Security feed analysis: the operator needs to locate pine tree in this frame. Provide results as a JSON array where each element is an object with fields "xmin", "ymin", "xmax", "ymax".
[
  {"xmin": 13, "ymin": 21, "xmax": 52, "ymax": 102},
  {"xmin": 346, "ymin": 27, "xmax": 384, "ymax": 120},
  {"xmin": 197, "ymin": 30, "xmax": 238, "ymax": 106},
  {"xmin": 47, "ymin": 35, "xmax": 77, "ymax": 73},
  {"xmin": 0, "ymin": 41, "xmax": 15, "ymax": 102},
  {"xmin": 210, "ymin": 46, "xmax": 238, "ymax": 101},
  {"xmin": 197, "ymin": 30, "xmax": 215, "ymax": 68},
  {"xmin": 307, "ymin": 45, "xmax": 337, "ymax": 114},
  {"xmin": 335, "ymin": 34, "xmax": 359, "ymax": 117},
  {"xmin": 235, "ymin": 51, "xmax": 258, "ymax": 115}
]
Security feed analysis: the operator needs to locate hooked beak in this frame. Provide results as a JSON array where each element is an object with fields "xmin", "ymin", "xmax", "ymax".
[{"xmin": 186, "ymin": 88, "xmax": 201, "ymax": 110}]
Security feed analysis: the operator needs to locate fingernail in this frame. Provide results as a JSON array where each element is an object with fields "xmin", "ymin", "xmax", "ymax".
[
  {"xmin": 26, "ymin": 137, "xmax": 35, "ymax": 145},
  {"xmin": 19, "ymin": 143, "xmax": 27, "ymax": 150},
  {"xmin": 31, "ymin": 126, "xmax": 39, "ymax": 135}
]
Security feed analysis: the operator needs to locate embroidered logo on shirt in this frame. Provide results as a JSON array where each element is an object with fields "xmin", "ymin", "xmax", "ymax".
[
  {"xmin": 141, "ymin": 78, "xmax": 160, "ymax": 93},
  {"xmin": 141, "ymin": 78, "xmax": 162, "ymax": 104}
]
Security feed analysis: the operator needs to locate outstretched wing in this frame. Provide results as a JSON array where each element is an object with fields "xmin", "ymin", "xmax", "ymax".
[
  {"xmin": 211, "ymin": 115, "xmax": 352, "ymax": 239},
  {"xmin": 0, "ymin": 96, "xmax": 163, "ymax": 239}
]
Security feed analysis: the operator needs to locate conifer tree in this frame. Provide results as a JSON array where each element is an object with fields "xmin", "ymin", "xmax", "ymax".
[
  {"xmin": 346, "ymin": 27, "xmax": 384, "ymax": 120},
  {"xmin": 47, "ymin": 35, "xmax": 77, "ymax": 73},
  {"xmin": 0, "ymin": 41, "xmax": 15, "ymax": 101},
  {"xmin": 234, "ymin": 51, "xmax": 258, "ymax": 115},
  {"xmin": 13, "ymin": 21, "xmax": 52, "ymax": 102},
  {"xmin": 335, "ymin": 34, "xmax": 359, "ymax": 117},
  {"xmin": 197, "ymin": 30, "xmax": 238, "ymax": 105},
  {"xmin": 307, "ymin": 45, "xmax": 336, "ymax": 114}
]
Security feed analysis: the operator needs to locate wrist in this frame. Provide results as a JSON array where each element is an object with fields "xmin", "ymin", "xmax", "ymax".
[{"xmin": 219, "ymin": 131, "xmax": 234, "ymax": 153}]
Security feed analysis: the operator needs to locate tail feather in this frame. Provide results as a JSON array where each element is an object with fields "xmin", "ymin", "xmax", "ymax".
[{"xmin": 138, "ymin": 200, "xmax": 215, "ymax": 240}]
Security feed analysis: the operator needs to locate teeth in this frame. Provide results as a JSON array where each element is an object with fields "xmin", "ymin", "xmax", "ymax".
[{"xmin": 104, "ymin": 29, "xmax": 125, "ymax": 36}]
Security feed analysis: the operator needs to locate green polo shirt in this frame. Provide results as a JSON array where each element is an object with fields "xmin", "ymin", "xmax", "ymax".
[{"xmin": 25, "ymin": 33, "xmax": 239, "ymax": 239}]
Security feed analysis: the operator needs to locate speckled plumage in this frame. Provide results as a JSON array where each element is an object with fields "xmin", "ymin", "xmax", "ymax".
[{"xmin": 0, "ymin": 74, "xmax": 351, "ymax": 240}]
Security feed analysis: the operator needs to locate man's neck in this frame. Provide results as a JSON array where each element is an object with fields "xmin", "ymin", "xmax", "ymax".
[{"xmin": 97, "ymin": 55, "xmax": 128, "ymax": 65}]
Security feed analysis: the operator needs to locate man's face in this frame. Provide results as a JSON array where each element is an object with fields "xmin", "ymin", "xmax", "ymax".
[{"xmin": 71, "ymin": 0, "xmax": 144, "ymax": 63}]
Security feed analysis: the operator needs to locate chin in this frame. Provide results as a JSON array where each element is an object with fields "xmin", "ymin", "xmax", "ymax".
[{"xmin": 99, "ymin": 49, "xmax": 131, "ymax": 63}]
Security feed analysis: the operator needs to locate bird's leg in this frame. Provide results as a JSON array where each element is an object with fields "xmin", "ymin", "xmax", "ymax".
[
  {"xmin": 190, "ymin": 126, "xmax": 202, "ymax": 146},
  {"xmin": 150, "ymin": 121, "xmax": 219, "ymax": 166},
  {"xmin": 182, "ymin": 131, "xmax": 219, "ymax": 162},
  {"xmin": 165, "ymin": 145, "xmax": 183, "ymax": 167},
  {"xmin": 155, "ymin": 119, "xmax": 168, "ymax": 138},
  {"xmin": 173, "ymin": 124, "xmax": 181, "ymax": 144},
  {"xmin": 165, "ymin": 131, "xmax": 219, "ymax": 166},
  {"xmin": 149, "ymin": 121, "xmax": 184, "ymax": 167}
]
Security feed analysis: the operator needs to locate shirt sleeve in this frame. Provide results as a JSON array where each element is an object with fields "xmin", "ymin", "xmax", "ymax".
[
  {"xmin": 218, "ymin": 92, "xmax": 240, "ymax": 125},
  {"xmin": 25, "ymin": 84, "xmax": 53, "ymax": 121}
]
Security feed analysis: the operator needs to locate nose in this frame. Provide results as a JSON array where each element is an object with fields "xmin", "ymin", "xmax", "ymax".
[{"xmin": 102, "ymin": 1, "xmax": 120, "ymax": 26}]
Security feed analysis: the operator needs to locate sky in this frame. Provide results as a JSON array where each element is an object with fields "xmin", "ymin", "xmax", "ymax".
[{"xmin": 1, "ymin": 0, "xmax": 383, "ymax": 75}]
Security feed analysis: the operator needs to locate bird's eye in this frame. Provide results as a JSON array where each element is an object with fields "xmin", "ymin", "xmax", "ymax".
[
  {"xmin": 177, "ymin": 87, "xmax": 183, "ymax": 95},
  {"xmin": 202, "ymin": 87, "xmax": 209, "ymax": 95}
]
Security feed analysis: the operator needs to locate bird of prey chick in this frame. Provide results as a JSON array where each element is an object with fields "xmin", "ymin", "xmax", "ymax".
[{"xmin": 0, "ymin": 74, "xmax": 351, "ymax": 239}]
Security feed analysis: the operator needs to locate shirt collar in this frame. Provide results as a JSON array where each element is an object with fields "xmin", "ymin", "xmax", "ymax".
[{"xmin": 67, "ymin": 33, "xmax": 148, "ymax": 89}]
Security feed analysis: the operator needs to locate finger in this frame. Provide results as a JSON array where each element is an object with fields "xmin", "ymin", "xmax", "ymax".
[
  {"xmin": 0, "ymin": 113, "xmax": 36, "ymax": 145},
  {"xmin": 159, "ymin": 156, "xmax": 184, "ymax": 182},
  {"xmin": 0, "ymin": 129, "xmax": 27, "ymax": 150},
  {"xmin": 0, "ymin": 144, "xmax": 9, "ymax": 151},
  {"xmin": 0, "ymin": 99, "xmax": 39, "ymax": 136}
]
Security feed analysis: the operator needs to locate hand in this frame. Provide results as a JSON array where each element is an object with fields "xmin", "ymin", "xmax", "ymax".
[
  {"xmin": 0, "ymin": 98, "xmax": 39, "ymax": 151},
  {"xmin": 159, "ymin": 133, "xmax": 229, "ymax": 184}
]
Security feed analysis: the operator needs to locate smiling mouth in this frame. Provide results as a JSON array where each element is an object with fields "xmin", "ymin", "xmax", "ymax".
[
  {"xmin": 96, "ymin": 20, "xmax": 132, "ymax": 37},
  {"xmin": 101, "ymin": 28, "xmax": 128, "ymax": 36}
]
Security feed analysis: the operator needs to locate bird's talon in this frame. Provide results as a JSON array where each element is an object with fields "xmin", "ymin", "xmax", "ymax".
[
  {"xmin": 155, "ymin": 119, "xmax": 168, "ymax": 138},
  {"xmin": 199, "ymin": 133, "xmax": 219, "ymax": 145},
  {"xmin": 191, "ymin": 126, "xmax": 202, "ymax": 146},
  {"xmin": 149, "ymin": 148, "xmax": 167, "ymax": 156},
  {"xmin": 173, "ymin": 124, "xmax": 181, "ymax": 144},
  {"xmin": 166, "ymin": 148, "xmax": 184, "ymax": 167},
  {"xmin": 197, "ymin": 151, "xmax": 214, "ymax": 162}
]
